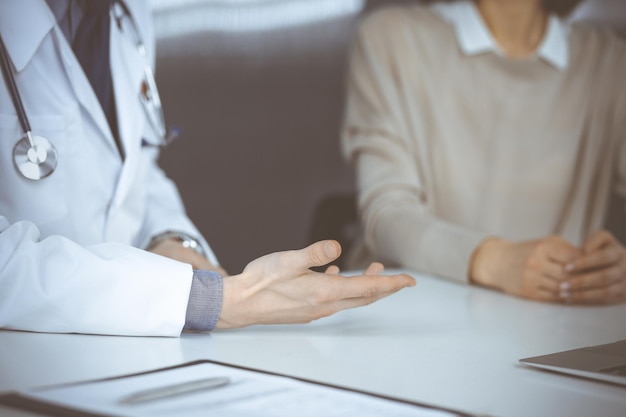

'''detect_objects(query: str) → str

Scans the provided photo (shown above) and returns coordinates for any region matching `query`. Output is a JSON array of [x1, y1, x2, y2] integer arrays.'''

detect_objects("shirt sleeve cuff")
[[183, 270, 223, 332]]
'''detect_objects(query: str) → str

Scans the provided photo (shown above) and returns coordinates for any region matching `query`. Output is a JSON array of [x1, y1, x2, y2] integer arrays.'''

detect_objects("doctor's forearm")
[[183, 271, 223, 332]]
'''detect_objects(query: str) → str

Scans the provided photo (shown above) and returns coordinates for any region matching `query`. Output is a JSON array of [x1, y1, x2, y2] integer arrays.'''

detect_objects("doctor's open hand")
[[215, 240, 416, 329], [559, 230, 626, 305]]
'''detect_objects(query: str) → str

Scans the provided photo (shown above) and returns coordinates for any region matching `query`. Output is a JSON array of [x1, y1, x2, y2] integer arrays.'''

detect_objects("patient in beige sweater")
[[342, 0, 626, 304]]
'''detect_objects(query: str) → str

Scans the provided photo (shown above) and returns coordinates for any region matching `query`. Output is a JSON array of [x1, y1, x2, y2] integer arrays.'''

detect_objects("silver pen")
[[118, 376, 231, 405]]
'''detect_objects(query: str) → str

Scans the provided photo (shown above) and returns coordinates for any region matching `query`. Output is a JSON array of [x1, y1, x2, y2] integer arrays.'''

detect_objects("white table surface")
[[1, 271, 625, 417]]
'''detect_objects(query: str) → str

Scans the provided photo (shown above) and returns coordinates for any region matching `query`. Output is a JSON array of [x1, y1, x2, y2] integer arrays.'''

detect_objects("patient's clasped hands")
[[471, 230, 626, 304]]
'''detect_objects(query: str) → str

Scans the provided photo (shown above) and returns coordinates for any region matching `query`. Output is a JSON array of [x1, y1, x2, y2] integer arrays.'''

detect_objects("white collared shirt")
[[430, 0, 570, 70]]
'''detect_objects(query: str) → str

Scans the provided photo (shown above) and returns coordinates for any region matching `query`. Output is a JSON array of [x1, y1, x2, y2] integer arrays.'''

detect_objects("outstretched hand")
[[216, 240, 415, 329]]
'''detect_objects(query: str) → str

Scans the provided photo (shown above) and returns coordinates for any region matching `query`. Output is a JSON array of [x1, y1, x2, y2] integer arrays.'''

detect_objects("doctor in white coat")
[[0, 0, 415, 337]]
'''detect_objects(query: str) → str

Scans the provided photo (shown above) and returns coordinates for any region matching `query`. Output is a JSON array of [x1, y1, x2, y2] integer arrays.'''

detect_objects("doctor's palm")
[[216, 240, 415, 328]]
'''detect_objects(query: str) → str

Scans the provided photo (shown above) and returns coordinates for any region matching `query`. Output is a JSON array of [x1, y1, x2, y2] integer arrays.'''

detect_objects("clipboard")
[[0, 360, 475, 417]]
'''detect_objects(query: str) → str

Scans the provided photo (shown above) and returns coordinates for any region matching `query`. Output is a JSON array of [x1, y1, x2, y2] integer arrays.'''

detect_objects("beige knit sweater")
[[341, 5, 626, 283]]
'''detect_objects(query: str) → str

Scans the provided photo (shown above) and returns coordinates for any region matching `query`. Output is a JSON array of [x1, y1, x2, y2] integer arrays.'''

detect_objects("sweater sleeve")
[[341, 9, 487, 283], [608, 33, 626, 207], [615, 92, 626, 205]]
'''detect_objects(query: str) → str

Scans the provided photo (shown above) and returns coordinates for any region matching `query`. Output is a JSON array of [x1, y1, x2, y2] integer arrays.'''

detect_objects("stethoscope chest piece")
[[13, 134, 58, 180], [1, 34, 59, 181]]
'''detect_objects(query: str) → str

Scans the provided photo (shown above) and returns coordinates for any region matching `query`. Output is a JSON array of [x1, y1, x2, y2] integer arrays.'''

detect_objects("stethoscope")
[[0, 0, 176, 181]]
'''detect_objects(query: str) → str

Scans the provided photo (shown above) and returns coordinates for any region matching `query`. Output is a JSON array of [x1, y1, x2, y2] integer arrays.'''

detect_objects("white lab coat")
[[0, 1, 218, 336]]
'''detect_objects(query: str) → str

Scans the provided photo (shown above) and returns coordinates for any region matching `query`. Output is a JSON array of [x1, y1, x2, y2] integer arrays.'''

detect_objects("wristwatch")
[[148, 231, 206, 257]]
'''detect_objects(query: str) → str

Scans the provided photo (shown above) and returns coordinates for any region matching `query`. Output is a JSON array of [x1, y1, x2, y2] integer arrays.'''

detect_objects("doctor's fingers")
[[190, 253, 228, 276], [171, 247, 227, 275], [149, 239, 207, 270], [322, 272, 416, 301], [325, 265, 341, 275], [324, 262, 383, 276], [321, 288, 410, 316], [278, 240, 342, 272], [364, 262, 385, 275]]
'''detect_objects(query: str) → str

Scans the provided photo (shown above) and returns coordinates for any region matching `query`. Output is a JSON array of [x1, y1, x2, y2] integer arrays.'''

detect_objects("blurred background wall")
[[153, 0, 626, 273]]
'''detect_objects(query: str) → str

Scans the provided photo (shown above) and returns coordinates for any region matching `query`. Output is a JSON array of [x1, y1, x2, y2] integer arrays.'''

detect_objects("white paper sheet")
[[19, 362, 459, 417]]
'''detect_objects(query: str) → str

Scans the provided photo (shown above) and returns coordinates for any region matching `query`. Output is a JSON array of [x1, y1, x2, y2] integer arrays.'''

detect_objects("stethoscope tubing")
[[114, 0, 143, 49], [0, 36, 33, 143], [114, 0, 170, 143]]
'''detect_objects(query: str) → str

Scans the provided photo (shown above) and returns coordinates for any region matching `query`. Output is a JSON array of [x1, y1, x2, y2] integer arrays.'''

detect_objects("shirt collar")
[[431, 1, 569, 70], [0, 0, 56, 72], [539, 15, 569, 70]]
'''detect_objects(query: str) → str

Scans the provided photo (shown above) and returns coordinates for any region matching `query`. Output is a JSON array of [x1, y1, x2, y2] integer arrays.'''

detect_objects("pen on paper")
[[118, 376, 231, 405]]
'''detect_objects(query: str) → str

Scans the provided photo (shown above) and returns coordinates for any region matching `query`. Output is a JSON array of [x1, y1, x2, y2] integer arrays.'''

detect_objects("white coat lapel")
[[55, 27, 119, 158], [109, 7, 147, 205], [110, 12, 145, 162], [0, 0, 55, 72], [51, 22, 121, 158]]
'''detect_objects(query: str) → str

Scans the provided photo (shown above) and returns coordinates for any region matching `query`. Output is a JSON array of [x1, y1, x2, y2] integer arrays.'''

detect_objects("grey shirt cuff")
[[183, 270, 223, 332]]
